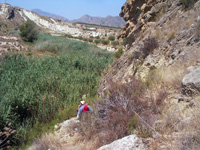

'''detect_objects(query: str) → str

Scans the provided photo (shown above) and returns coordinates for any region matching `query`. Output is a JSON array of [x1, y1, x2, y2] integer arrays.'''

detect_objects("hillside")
[[0, 3, 80, 35], [97, 0, 200, 149], [71, 15, 126, 27], [32, 9, 68, 22], [0, 3, 123, 54]]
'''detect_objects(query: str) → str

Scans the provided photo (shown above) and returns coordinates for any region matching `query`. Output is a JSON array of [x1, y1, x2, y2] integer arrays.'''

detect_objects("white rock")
[[97, 135, 146, 150]]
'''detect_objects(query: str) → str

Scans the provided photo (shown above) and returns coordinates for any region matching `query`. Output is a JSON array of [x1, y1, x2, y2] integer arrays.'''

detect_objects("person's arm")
[[77, 105, 84, 115], [77, 104, 82, 111], [88, 106, 93, 112]]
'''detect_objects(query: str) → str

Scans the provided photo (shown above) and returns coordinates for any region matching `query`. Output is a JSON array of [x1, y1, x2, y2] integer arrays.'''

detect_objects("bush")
[[94, 39, 101, 44], [114, 48, 124, 59], [19, 20, 39, 43], [140, 37, 158, 58], [122, 38, 128, 46], [83, 38, 89, 42], [179, 0, 196, 9], [89, 39, 93, 42], [78, 76, 168, 147], [108, 35, 115, 41], [65, 34, 73, 38], [79, 77, 145, 145], [111, 41, 119, 46], [101, 39, 109, 45]]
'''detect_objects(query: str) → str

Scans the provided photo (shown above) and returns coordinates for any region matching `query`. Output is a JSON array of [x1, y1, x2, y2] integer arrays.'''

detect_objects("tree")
[[19, 20, 39, 42]]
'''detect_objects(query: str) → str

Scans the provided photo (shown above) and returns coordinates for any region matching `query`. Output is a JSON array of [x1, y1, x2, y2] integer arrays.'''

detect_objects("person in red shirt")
[[77, 101, 93, 119]]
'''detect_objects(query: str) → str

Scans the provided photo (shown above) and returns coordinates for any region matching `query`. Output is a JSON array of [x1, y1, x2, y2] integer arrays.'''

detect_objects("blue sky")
[[5, 0, 126, 20]]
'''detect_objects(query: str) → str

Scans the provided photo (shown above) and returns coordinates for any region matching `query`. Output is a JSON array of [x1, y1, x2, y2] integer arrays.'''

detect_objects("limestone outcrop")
[[119, 0, 167, 42], [99, 0, 200, 93], [0, 33, 27, 56], [182, 67, 200, 96], [97, 135, 148, 150]]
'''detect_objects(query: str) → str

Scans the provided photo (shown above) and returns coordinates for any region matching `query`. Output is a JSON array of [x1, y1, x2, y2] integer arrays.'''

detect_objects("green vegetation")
[[64, 34, 73, 38], [89, 39, 93, 42], [101, 39, 109, 45], [111, 41, 119, 46], [0, 33, 113, 148], [19, 20, 39, 43], [108, 35, 115, 41], [94, 39, 101, 44], [114, 48, 124, 59]]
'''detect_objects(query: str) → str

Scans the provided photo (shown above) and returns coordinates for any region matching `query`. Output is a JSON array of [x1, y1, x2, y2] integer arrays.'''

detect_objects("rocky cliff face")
[[99, 0, 200, 92], [98, 0, 200, 149]]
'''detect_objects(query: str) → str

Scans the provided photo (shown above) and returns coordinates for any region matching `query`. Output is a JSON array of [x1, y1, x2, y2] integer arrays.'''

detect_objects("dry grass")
[[62, 135, 100, 150], [28, 133, 62, 150], [144, 65, 186, 93]]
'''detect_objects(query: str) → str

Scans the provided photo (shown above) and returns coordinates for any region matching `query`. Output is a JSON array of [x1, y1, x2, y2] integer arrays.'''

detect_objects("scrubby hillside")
[[96, 0, 200, 149]]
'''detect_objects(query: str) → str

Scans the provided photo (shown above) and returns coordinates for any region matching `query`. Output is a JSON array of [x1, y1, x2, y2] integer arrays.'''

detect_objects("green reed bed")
[[0, 33, 113, 148]]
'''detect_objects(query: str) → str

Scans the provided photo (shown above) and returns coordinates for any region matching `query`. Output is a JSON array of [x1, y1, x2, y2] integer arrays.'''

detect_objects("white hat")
[[80, 101, 85, 104]]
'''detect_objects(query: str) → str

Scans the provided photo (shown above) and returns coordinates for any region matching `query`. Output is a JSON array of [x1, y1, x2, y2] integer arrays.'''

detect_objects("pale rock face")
[[97, 135, 147, 150], [182, 67, 200, 96], [22, 10, 80, 35]]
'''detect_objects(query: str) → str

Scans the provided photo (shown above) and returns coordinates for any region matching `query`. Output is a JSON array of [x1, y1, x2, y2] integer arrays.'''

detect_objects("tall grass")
[[33, 33, 110, 57], [0, 33, 113, 148]]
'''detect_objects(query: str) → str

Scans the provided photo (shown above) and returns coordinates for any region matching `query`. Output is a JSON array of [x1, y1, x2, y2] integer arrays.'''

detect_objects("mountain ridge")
[[32, 9, 68, 22], [70, 14, 125, 27], [31, 9, 125, 27]]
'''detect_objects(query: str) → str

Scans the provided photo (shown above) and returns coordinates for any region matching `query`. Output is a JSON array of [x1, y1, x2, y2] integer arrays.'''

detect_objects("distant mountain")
[[32, 9, 68, 21], [71, 15, 126, 27]]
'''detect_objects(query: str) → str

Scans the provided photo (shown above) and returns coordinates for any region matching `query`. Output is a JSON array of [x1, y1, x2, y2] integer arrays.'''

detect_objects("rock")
[[97, 135, 147, 150], [182, 67, 200, 96]]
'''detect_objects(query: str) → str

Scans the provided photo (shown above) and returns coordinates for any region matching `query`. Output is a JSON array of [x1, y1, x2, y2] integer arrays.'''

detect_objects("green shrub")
[[108, 35, 115, 41], [83, 38, 89, 42], [114, 48, 124, 59], [94, 39, 101, 44], [101, 39, 109, 45], [111, 41, 119, 46], [128, 114, 139, 133], [19, 20, 39, 43], [89, 39, 93, 42], [65, 34, 73, 38]]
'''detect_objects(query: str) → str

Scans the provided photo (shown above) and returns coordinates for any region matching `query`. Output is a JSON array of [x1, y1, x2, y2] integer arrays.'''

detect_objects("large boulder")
[[97, 135, 147, 150], [182, 67, 200, 96]]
